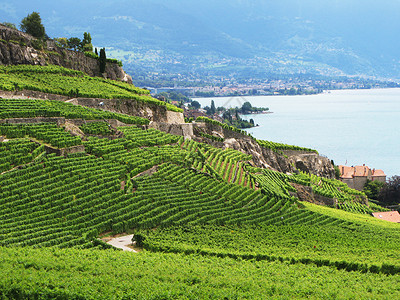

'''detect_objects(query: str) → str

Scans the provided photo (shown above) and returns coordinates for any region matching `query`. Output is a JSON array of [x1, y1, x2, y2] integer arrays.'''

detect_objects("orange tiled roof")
[[372, 169, 386, 177], [339, 165, 353, 177], [338, 165, 385, 178], [353, 165, 371, 177], [341, 173, 353, 179], [372, 211, 400, 223]]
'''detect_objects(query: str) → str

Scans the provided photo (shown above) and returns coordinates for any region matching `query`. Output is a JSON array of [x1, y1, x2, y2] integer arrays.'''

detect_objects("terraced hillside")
[[0, 79, 399, 297], [0, 65, 182, 112]]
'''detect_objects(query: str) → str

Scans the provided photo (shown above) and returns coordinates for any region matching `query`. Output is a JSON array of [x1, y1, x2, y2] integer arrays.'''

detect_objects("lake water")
[[194, 89, 400, 177]]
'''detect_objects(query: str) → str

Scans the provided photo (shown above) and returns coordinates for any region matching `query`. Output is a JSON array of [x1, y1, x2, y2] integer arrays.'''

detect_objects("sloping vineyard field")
[[0, 98, 149, 125], [1, 247, 399, 299], [138, 222, 400, 274], [0, 65, 182, 112], [0, 96, 399, 299]]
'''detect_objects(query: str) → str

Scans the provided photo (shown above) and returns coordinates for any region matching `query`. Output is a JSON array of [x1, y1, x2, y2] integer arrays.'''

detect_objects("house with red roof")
[[372, 211, 400, 223], [338, 164, 386, 191]]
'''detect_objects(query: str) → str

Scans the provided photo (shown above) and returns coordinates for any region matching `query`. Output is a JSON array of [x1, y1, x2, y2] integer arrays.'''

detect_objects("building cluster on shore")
[[147, 76, 394, 98]]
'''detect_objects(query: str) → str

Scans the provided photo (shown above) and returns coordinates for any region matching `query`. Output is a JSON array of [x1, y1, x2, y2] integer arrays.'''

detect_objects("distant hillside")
[[2, 0, 400, 79]]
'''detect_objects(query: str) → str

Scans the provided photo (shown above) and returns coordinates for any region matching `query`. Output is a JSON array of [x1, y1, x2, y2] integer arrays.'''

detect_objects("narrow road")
[[106, 234, 137, 252]]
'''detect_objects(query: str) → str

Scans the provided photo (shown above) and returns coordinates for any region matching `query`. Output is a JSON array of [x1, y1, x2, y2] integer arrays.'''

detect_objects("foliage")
[[210, 99, 216, 114], [54, 37, 68, 48], [198, 131, 224, 142], [0, 123, 82, 148], [79, 122, 112, 136], [20, 12, 45, 40], [156, 91, 190, 104], [256, 139, 318, 153], [0, 139, 43, 173], [99, 48, 106, 73], [106, 58, 123, 67], [190, 100, 201, 109], [67, 37, 81, 51], [196, 116, 252, 136], [240, 101, 269, 114], [1, 22, 17, 30], [203, 101, 267, 128], [334, 165, 341, 179], [378, 175, 400, 205], [363, 179, 385, 200], [82, 32, 93, 52], [31, 38, 44, 50], [84, 51, 98, 59]]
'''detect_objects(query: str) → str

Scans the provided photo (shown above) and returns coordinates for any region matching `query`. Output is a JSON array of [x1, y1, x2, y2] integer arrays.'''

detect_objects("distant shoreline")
[[191, 86, 400, 99]]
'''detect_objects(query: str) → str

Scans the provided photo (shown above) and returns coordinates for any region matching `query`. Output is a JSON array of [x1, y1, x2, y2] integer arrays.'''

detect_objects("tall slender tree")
[[82, 32, 93, 52], [99, 48, 107, 73], [210, 100, 216, 115]]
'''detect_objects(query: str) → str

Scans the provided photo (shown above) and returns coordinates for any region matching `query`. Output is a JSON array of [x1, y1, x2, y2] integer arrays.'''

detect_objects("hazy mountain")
[[1, 0, 400, 79]]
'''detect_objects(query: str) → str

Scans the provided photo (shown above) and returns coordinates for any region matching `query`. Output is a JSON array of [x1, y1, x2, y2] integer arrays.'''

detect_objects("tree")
[[378, 176, 400, 205], [20, 12, 45, 39], [235, 111, 240, 121], [99, 48, 107, 73], [67, 37, 81, 51], [2, 22, 17, 30], [54, 37, 68, 48], [190, 100, 201, 109], [241, 101, 252, 114], [95, 48, 98, 56], [82, 32, 93, 52], [334, 165, 341, 180], [363, 180, 385, 200], [210, 100, 216, 115]]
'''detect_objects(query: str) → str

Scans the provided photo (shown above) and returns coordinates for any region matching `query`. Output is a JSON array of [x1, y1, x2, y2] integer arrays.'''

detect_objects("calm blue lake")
[[194, 89, 400, 177]]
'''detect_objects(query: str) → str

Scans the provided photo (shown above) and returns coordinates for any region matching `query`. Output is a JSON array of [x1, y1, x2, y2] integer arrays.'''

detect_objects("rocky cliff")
[[192, 121, 335, 179], [0, 25, 131, 83]]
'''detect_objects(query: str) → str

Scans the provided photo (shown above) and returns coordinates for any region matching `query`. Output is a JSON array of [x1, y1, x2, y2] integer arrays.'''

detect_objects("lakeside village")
[[145, 73, 400, 98]]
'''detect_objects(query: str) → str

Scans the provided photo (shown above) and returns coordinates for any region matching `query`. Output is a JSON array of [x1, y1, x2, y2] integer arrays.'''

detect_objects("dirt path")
[[106, 234, 137, 252]]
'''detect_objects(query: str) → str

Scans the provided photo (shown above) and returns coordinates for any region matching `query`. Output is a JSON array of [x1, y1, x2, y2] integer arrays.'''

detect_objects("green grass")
[[0, 247, 399, 299]]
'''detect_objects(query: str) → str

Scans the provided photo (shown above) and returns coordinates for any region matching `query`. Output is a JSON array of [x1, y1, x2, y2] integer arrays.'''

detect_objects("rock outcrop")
[[192, 121, 335, 179], [69, 98, 184, 124], [288, 153, 335, 179], [0, 25, 131, 83]]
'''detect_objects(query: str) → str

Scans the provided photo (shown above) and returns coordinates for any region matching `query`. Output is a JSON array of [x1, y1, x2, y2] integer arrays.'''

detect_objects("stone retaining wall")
[[150, 122, 193, 138], [1, 117, 66, 125], [44, 144, 85, 156]]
